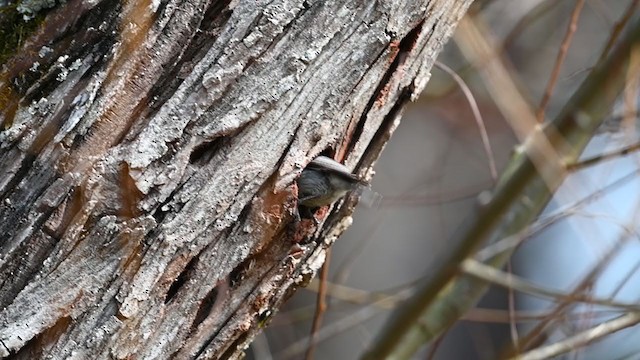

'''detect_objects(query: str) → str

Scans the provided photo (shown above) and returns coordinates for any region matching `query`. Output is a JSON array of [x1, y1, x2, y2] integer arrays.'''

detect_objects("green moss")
[[0, 3, 46, 129], [17, 0, 58, 19], [0, 3, 47, 67]]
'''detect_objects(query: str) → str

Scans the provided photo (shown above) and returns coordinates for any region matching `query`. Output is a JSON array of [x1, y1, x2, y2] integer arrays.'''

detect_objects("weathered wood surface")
[[0, 0, 473, 358]]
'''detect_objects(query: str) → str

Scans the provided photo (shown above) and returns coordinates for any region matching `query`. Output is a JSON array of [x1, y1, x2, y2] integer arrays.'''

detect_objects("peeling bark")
[[0, 0, 473, 358]]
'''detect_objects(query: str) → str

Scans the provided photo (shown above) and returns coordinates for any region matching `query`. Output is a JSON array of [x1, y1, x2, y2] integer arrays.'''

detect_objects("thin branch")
[[476, 169, 640, 262], [567, 141, 640, 171], [597, 0, 640, 64], [281, 306, 384, 360], [536, 0, 586, 123], [380, 181, 490, 207], [622, 45, 640, 140], [463, 307, 627, 324], [305, 278, 413, 309], [501, 0, 562, 52], [514, 312, 640, 360], [434, 61, 498, 181], [507, 261, 519, 352], [426, 332, 447, 360], [460, 259, 640, 311], [587, 0, 615, 24], [609, 259, 640, 299], [332, 212, 385, 285], [305, 250, 331, 360], [280, 288, 413, 360], [250, 333, 274, 360], [305, 279, 631, 327], [361, 15, 640, 360], [509, 206, 640, 355]]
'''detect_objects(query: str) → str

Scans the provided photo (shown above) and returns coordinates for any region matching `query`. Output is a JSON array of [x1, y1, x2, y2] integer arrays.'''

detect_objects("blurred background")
[[254, 1, 640, 359]]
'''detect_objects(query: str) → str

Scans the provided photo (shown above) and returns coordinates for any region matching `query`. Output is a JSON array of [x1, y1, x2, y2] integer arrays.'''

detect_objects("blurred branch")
[[305, 252, 331, 360], [250, 333, 274, 360], [362, 14, 640, 360], [568, 141, 640, 170], [597, 0, 640, 63], [279, 287, 414, 360], [515, 312, 640, 360], [464, 307, 627, 324], [507, 261, 519, 351], [508, 182, 640, 354], [425, 333, 447, 360], [623, 45, 640, 139], [434, 61, 498, 181], [306, 279, 411, 309], [501, 0, 562, 51], [461, 259, 640, 311], [380, 181, 490, 207], [280, 305, 385, 360], [536, 0, 586, 123], [476, 169, 640, 261]]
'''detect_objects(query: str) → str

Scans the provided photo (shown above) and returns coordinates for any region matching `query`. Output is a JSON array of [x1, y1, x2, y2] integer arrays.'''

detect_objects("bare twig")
[[305, 250, 332, 360], [514, 312, 640, 360], [502, 0, 562, 52], [536, 0, 586, 123], [510, 207, 639, 355], [362, 14, 640, 360], [250, 333, 274, 360], [281, 306, 384, 359], [305, 278, 412, 309], [332, 212, 385, 285], [609, 259, 640, 300], [597, 0, 640, 64], [463, 307, 626, 324], [476, 169, 640, 261], [587, 0, 615, 24], [622, 45, 640, 140], [507, 261, 519, 352], [567, 141, 640, 170], [292, 276, 631, 328], [380, 181, 490, 207], [280, 288, 413, 360], [460, 259, 640, 311], [426, 333, 447, 360], [457, 17, 566, 192], [435, 61, 498, 181]]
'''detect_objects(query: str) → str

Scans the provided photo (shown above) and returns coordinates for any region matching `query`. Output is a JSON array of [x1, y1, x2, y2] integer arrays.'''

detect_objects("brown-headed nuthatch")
[[296, 156, 367, 215]]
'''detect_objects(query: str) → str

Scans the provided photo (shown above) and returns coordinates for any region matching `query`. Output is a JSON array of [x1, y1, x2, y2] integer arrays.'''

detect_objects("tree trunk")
[[0, 0, 473, 358]]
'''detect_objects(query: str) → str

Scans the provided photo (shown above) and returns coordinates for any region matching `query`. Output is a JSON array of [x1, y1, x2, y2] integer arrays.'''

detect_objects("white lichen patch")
[[17, 0, 62, 20], [69, 58, 83, 71], [28, 97, 52, 116], [149, 0, 161, 12], [38, 46, 53, 58], [55, 55, 70, 81], [55, 79, 100, 143]]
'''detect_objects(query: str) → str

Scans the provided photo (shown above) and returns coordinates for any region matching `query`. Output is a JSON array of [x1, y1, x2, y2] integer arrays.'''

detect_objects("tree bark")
[[0, 0, 473, 358]]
